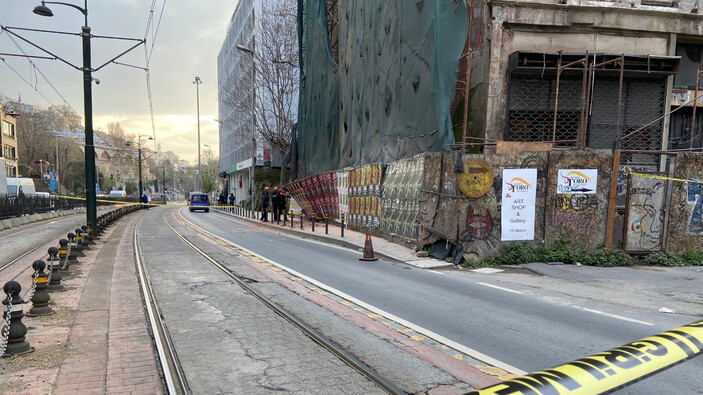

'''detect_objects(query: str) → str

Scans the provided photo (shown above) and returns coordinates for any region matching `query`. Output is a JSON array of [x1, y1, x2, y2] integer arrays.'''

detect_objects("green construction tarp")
[[297, 0, 468, 177]]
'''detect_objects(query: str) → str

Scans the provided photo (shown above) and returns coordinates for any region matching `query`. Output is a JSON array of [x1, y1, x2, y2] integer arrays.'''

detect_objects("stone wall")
[[666, 153, 703, 253]]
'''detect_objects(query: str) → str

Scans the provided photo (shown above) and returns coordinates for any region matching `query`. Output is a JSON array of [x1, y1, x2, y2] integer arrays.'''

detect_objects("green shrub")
[[644, 251, 683, 267], [681, 249, 703, 266], [579, 248, 634, 267]]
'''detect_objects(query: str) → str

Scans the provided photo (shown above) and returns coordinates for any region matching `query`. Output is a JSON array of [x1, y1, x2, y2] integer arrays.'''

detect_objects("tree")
[[218, 0, 298, 183]]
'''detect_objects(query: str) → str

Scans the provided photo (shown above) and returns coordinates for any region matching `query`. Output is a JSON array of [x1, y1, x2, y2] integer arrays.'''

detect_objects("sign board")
[[49, 171, 58, 190], [501, 169, 537, 241], [557, 169, 598, 194]]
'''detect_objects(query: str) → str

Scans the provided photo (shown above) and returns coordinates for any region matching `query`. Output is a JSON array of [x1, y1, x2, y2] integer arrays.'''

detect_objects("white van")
[[6, 178, 37, 195], [109, 190, 127, 198]]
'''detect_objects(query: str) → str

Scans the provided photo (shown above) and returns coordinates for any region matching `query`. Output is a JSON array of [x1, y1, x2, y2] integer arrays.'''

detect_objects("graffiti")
[[688, 194, 703, 235], [492, 175, 503, 204], [554, 194, 600, 213], [687, 179, 701, 204], [460, 206, 494, 241], [628, 203, 664, 250], [550, 210, 597, 236], [521, 156, 548, 179]]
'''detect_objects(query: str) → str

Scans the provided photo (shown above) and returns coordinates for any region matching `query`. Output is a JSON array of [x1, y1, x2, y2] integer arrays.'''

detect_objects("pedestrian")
[[261, 187, 270, 221], [271, 186, 280, 223], [142, 194, 149, 210], [278, 188, 287, 224], [229, 192, 235, 213]]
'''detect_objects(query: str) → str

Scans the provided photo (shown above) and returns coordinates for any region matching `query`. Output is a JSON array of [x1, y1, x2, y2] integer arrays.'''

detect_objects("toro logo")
[[505, 177, 532, 193], [559, 170, 594, 193]]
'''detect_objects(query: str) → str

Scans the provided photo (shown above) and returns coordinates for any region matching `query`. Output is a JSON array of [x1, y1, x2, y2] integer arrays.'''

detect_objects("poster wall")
[[501, 169, 537, 241], [285, 171, 338, 219], [348, 164, 382, 228], [380, 157, 424, 240]]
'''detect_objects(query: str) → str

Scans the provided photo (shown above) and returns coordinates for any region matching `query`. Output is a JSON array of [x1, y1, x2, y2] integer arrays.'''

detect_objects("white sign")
[[501, 169, 537, 241], [557, 169, 598, 194]]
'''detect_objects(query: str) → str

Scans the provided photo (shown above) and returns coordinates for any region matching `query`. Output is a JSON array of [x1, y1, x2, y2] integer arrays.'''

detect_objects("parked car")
[[189, 192, 209, 212], [109, 190, 127, 198]]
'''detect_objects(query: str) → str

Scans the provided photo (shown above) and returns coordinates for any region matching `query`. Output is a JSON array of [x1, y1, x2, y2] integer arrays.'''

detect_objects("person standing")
[[142, 194, 149, 210], [271, 186, 280, 223], [261, 187, 270, 221], [278, 188, 287, 224], [229, 192, 235, 213]]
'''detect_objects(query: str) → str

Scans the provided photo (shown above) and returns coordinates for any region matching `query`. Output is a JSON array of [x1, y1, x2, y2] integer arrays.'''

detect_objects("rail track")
[[133, 211, 404, 395]]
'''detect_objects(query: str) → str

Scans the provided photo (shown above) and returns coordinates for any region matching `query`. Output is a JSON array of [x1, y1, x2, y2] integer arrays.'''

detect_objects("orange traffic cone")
[[359, 234, 378, 261]]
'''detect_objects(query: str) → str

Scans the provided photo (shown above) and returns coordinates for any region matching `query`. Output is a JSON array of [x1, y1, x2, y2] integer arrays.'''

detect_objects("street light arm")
[[42, 1, 86, 15]]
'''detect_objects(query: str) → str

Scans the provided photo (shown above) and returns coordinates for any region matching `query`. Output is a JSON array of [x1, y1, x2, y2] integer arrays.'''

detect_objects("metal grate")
[[507, 76, 583, 147]]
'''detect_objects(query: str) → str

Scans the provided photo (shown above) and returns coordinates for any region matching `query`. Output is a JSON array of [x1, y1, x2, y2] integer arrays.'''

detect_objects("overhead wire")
[[142, 0, 168, 152], [0, 24, 80, 115]]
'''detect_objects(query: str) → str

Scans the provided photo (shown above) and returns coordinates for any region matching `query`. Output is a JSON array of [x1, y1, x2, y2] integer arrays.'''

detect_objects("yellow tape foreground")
[[627, 172, 703, 185], [469, 321, 703, 395]]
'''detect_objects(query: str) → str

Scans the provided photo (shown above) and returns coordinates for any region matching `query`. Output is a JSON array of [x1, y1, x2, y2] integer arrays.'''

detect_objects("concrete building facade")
[[464, 0, 703, 165], [1, 105, 19, 179]]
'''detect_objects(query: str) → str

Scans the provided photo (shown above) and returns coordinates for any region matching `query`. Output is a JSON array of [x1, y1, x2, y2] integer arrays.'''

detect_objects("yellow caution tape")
[[627, 172, 703, 185], [469, 320, 703, 395]]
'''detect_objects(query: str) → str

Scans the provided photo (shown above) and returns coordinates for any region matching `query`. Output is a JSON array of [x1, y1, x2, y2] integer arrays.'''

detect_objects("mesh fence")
[[507, 76, 583, 147]]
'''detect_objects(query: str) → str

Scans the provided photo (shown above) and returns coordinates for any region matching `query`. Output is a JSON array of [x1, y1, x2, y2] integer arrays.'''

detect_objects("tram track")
[[0, 215, 89, 277], [136, 210, 404, 395]]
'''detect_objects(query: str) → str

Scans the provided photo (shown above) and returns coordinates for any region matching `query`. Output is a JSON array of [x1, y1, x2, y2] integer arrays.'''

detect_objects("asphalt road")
[[182, 208, 703, 394]]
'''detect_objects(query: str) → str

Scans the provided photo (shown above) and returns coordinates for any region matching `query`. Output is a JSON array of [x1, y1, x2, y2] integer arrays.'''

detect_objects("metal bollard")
[[283, 212, 287, 226], [341, 213, 345, 237], [300, 213, 304, 229], [325, 214, 329, 234], [312, 214, 316, 232], [1, 281, 34, 357], [67, 233, 79, 264], [27, 260, 53, 317], [290, 211, 294, 228], [73, 229, 85, 257]]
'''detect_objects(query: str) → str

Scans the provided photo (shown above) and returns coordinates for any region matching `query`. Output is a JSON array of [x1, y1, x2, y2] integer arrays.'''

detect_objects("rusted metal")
[[615, 55, 625, 150], [605, 150, 621, 250], [552, 52, 563, 142], [578, 52, 589, 148], [461, 0, 473, 153], [691, 63, 699, 150]]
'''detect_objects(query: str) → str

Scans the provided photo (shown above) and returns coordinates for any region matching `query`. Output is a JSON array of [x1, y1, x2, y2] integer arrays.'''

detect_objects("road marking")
[[575, 306, 655, 326], [427, 270, 445, 275], [178, 209, 528, 376], [477, 282, 524, 295]]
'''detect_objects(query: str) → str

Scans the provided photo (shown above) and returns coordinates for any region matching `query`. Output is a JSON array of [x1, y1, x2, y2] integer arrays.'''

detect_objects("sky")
[[0, 0, 238, 164]]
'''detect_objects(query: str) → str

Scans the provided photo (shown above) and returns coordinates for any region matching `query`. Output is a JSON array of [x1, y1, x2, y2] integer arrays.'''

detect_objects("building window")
[[3, 145, 16, 160], [2, 121, 15, 138], [5, 165, 16, 177]]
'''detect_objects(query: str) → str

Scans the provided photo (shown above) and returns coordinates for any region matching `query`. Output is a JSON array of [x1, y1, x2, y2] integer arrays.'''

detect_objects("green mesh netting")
[[297, 0, 468, 177]]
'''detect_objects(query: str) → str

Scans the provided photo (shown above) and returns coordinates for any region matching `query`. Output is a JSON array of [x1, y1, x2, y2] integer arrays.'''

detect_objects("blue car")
[[189, 192, 210, 212]]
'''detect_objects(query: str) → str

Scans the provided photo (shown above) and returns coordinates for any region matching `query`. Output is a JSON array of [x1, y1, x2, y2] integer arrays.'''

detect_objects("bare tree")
[[218, 0, 298, 181]]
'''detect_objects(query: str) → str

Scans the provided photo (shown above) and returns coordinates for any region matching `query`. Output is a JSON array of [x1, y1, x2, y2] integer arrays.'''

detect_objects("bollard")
[[283, 212, 287, 226], [56, 239, 73, 276], [67, 233, 79, 264], [341, 213, 345, 238], [311, 214, 316, 232], [73, 229, 85, 257], [82, 224, 95, 244], [27, 260, 53, 316], [290, 211, 294, 228], [325, 214, 329, 234], [1, 281, 34, 357], [300, 213, 304, 230]]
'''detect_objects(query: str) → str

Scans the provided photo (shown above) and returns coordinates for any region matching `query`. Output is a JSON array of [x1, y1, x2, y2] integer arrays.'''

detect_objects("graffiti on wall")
[[380, 158, 423, 239], [460, 206, 495, 241], [624, 175, 666, 251], [687, 179, 703, 235], [348, 164, 382, 228]]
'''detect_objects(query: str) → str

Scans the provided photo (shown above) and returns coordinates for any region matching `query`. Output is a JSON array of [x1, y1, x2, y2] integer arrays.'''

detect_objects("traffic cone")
[[359, 234, 378, 261]]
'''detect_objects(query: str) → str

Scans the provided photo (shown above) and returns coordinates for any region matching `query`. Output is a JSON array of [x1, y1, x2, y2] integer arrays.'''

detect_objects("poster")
[[501, 169, 537, 241], [557, 169, 598, 194]]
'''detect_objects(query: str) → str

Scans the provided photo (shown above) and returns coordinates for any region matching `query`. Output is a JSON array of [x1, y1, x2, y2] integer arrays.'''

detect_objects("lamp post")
[[194, 76, 202, 191], [126, 135, 152, 197], [34, 0, 97, 229], [236, 44, 255, 217]]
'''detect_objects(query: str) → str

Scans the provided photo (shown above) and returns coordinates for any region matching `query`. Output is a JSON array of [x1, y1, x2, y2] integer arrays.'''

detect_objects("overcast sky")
[[0, 0, 238, 164]]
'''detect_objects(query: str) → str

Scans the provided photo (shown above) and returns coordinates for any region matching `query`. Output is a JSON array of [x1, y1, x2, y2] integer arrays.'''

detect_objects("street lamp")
[[194, 76, 202, 191], [126, 135, 153, 197], [236, 44, 255, 217], [34, 0, 97, 230]]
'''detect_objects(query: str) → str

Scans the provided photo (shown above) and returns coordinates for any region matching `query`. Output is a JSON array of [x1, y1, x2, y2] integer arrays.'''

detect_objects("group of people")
[[261, 186, 288, 222], [218, 192, 236, 212]]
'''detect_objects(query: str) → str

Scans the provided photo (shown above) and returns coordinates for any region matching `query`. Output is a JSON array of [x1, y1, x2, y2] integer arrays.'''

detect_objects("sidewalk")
[[0, 211, 163, 394], [212, 207, 453, 269]]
